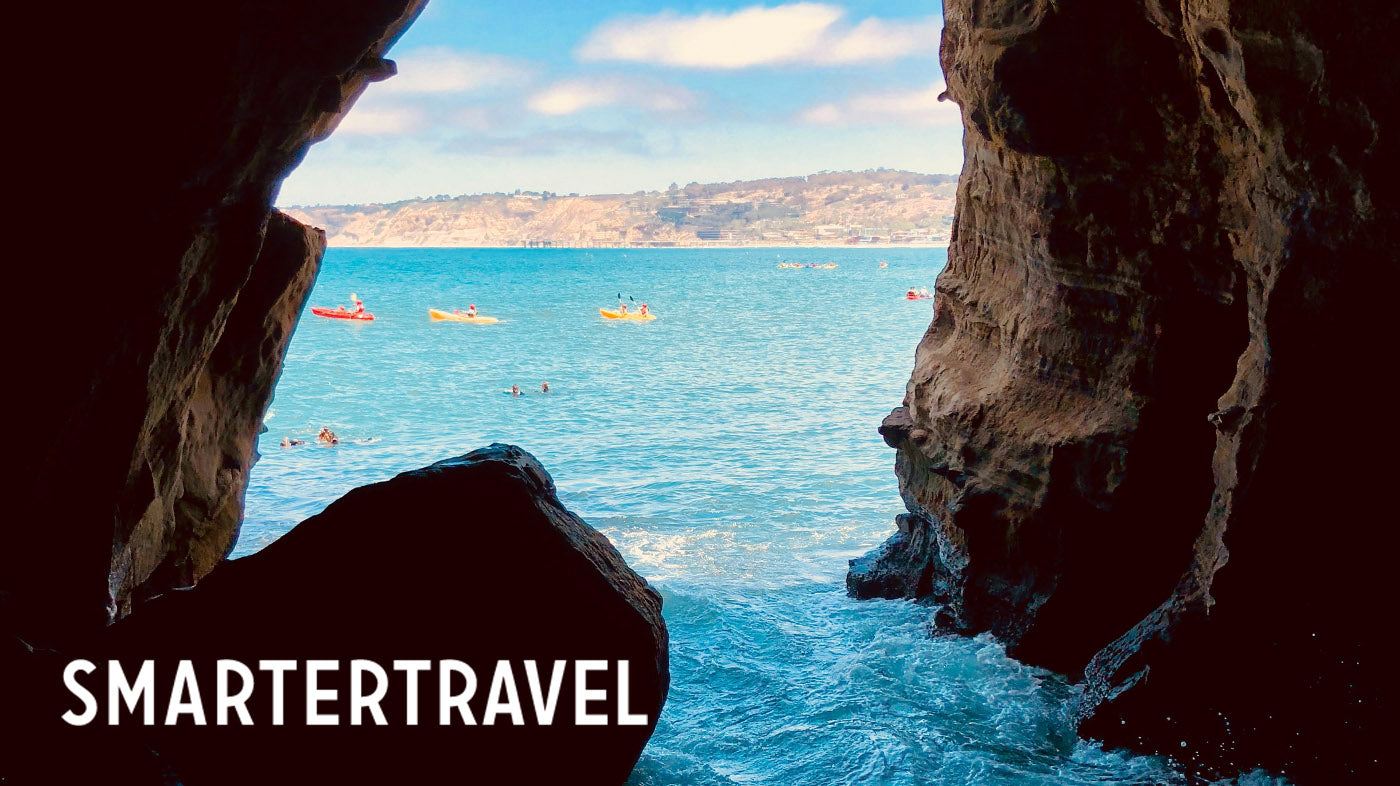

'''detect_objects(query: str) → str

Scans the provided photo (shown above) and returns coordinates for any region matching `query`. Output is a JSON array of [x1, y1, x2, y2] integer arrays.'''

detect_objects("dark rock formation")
[[6, 0, 427, 650], [8, 445, 669, 784], [852, 0, 1396, 781], [5, 6, 672, 783]]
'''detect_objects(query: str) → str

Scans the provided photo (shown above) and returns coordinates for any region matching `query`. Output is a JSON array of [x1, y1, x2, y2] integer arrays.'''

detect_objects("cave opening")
[[7, 0, 1390, 784], [220, 2, 1223, 785], [231, 9, 985, 785]]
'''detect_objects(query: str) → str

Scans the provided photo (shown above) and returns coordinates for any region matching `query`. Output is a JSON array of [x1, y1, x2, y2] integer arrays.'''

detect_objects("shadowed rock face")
[[852, 0, 1395, 781], [7, 445, 670, 785], [5, 5, 673, 783], [115, 210, 325, 616], [5, 0, 428, 650]]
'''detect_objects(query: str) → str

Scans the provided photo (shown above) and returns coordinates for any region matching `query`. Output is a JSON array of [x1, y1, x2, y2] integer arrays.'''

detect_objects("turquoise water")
[[240, 248, 1188, 785]]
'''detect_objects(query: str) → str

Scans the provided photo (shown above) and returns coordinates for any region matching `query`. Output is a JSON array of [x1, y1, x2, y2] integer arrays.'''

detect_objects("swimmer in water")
[[317, 427, 339, 445], [510, 384, 522, 397], [280, 436, 306, 447], [541, 381, 550, 393]]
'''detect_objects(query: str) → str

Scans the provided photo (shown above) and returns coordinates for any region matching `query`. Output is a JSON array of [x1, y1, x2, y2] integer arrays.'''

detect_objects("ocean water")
[[240, 248, 1194, 785]]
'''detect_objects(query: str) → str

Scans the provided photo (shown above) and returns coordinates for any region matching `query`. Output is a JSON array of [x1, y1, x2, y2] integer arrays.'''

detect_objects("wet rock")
[[855, 0, 1396, 780]]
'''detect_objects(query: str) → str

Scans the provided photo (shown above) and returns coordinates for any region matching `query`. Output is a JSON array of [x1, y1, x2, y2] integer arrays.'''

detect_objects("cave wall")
[[4, 10, 672, 781], [4, 0, 428, 651], [852, 0, 1396, 781]]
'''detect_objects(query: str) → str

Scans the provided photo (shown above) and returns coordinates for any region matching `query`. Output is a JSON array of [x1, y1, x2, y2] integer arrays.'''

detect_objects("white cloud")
[[822, 17, 942, 64], [330, 48, 538, 137], [335, 105, 426, 136], [380, 47, 533, 94], [526, 78, 697, 117], [797, 81, 961, 127], [443, 127, 667, 158], [577, 3, 939, 69]]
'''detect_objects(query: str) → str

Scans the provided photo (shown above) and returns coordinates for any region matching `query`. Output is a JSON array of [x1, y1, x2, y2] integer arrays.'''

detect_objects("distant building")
[[696, 229, 737, 241]]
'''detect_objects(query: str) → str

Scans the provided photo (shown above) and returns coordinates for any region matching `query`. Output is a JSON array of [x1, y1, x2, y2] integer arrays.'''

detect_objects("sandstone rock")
[[113, 210, 324, 617], [9, 445, 668, 785], [853, 0, 1395, 781]]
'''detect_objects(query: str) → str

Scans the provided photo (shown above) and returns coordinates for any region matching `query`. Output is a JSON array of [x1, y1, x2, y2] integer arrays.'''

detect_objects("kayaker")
[[541, 381, 550, 393], [467, 304, 477, 318], [619, 303, 629, 315], [919, 287, 930, 297], [639, 303, 649, 316], [317, 427, 339, 445], [349, 293, 363, 315], [907, 288, 917, 298]]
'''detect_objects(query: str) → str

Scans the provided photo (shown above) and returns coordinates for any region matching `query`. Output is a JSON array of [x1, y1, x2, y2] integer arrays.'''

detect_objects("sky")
[[277, 1, 962, 206]]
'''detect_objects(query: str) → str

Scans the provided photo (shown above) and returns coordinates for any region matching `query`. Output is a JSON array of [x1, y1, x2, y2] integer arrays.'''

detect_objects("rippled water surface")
[[241, 247, 1193, 784]]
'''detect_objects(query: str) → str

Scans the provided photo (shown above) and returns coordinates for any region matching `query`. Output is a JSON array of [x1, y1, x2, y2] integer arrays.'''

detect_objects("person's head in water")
[[511, 384, 521, 396], [541, 381, 550, 393]]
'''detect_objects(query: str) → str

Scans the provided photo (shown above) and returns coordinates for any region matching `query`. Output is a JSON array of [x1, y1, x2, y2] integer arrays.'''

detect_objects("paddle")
[[611, 293, 650, 317]]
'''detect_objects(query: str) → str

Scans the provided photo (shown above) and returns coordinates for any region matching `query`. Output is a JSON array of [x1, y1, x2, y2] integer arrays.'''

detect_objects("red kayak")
[[905, 294, 932, 301], [311, 306, 375, 321]]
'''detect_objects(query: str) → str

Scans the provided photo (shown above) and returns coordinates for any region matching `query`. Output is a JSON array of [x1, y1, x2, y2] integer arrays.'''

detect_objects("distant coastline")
[[283, 169, 957, 250], [315, 242, 952, 250]]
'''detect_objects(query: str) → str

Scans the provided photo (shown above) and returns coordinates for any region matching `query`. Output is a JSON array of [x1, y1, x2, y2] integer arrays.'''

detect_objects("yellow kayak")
[[600, 308, 656, 321], [429, 308, 500, 324]]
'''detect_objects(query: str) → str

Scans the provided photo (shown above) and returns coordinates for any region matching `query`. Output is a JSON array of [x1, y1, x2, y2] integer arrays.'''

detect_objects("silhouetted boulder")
[[9, 445, 667, 785]]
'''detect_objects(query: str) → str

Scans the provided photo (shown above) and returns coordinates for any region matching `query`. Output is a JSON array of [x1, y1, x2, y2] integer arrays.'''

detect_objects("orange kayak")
[[600, 308, 656, 321]]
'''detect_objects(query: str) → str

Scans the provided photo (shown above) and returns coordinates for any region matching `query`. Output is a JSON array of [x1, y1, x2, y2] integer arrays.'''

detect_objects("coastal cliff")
[[283, 171, 955, 247], [851, 0, 1395, 781]]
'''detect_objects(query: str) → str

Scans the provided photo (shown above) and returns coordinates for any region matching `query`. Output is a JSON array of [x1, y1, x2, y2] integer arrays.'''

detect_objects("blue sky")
[[278, 1, 962, 205]]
